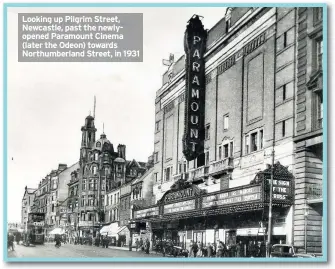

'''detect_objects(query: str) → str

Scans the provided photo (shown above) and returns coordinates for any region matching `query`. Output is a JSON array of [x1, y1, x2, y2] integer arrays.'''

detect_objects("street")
[[7, 243, 161, 258]]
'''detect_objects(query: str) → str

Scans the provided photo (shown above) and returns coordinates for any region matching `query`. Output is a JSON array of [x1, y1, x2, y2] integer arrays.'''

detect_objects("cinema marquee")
[[183, 15, 207, 161]]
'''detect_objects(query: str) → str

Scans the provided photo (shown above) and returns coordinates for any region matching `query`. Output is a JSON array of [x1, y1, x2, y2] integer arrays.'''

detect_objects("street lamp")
[[265, 149, 275, 258], [304, 202, 309, 254]]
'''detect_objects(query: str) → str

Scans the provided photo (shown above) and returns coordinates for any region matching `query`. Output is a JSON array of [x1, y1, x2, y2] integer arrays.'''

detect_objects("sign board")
[[134, 207, 159, 219], [182, 15, 207, 161], [164, 199, 195, 214], [78, 221, 93, 227], [164, 188, 194, 203], [202, 186, 262, 208], [28, 213, 45, 224]]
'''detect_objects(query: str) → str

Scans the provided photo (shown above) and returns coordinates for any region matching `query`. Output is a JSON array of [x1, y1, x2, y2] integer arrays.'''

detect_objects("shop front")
[[132, 163, 293, 256]]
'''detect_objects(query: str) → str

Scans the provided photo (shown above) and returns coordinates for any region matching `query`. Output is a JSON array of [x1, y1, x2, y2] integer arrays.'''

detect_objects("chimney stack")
[[117, 144, 126, 160]]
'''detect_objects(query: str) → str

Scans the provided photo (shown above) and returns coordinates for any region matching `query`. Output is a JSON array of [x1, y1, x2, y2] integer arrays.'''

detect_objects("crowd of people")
[[188, 240, 266, 258]]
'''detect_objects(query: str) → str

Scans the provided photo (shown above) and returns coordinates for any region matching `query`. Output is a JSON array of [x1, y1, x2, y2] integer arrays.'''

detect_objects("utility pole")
[[266, 149, 275, 257]]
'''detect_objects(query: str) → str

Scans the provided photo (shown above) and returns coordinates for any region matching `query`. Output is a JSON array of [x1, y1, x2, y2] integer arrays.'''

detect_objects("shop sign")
[[78, 221, 93, 227], [164, 199, 195, 214], [164, 188, 194, 203], [182, 15, 207, 161], [202, 186, 262, 208], [134, 207, 159, 219], [33, 221, 44, 226]]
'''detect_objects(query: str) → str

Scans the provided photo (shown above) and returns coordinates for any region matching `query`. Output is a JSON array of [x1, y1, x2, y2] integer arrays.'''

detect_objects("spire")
[[103, 123, 105, 134]]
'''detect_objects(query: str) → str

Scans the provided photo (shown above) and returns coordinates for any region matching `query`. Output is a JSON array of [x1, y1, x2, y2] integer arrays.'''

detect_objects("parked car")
[[270, 244, 316, 258]]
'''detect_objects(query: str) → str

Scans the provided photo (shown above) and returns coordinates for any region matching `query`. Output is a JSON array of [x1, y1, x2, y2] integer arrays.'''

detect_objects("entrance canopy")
[[49, 228, 65, 235], [100, 222, 119, 236]]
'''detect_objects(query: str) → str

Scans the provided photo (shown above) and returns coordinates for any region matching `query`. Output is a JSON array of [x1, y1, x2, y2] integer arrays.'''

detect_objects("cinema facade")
[[132, 7, 303, 253]]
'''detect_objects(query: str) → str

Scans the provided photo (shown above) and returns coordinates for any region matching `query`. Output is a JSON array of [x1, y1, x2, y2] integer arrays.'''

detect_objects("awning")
[[49, 228, 65, 235], [100, 222, 119, 236], [117, 226, 128, 234]]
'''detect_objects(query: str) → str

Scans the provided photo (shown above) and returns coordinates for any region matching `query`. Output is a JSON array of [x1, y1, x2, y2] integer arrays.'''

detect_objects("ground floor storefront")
[[132, 207, 291, 257]]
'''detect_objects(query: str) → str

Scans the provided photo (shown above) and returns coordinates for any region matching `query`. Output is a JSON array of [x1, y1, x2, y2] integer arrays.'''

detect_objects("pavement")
[[6, 242, 162, 259]]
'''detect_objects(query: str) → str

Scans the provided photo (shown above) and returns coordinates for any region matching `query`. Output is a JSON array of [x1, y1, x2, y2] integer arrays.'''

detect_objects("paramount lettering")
[[182, 15, 207, 161]]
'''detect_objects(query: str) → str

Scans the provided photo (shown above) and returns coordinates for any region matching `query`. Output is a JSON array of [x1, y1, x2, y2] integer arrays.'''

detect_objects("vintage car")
[[270, 244, 317, 258]]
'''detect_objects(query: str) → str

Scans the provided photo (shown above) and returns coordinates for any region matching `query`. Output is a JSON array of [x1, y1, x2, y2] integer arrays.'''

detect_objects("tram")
[[26, 212, 45, 245]]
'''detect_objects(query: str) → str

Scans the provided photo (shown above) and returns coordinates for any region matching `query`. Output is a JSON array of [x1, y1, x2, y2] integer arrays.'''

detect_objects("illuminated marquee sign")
[[202, 186, 262, 208], [271, 179, 291, 201], [164, 199, 195, 214], [134, 207, 159, 219], [182, 15, 208, 161], [164, 188, 194, 203]]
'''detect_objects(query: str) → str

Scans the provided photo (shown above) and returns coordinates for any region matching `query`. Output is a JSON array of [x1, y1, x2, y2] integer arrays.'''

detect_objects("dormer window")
[[96, 142, 101, 148]]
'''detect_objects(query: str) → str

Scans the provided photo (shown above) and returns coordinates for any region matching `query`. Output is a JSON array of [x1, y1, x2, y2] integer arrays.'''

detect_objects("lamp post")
[[266, 149, 275, 258]]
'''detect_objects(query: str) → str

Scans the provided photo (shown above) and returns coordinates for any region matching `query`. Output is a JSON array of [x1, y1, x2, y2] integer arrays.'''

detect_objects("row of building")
[[22, 7, 324, 254]]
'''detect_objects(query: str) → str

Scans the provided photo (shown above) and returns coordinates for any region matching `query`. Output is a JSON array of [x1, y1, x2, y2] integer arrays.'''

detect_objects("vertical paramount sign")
[[183, 15, 207, 161]]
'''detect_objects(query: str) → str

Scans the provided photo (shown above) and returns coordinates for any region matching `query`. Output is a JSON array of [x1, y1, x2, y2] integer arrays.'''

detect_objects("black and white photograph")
[[3, 2, 327, 263]]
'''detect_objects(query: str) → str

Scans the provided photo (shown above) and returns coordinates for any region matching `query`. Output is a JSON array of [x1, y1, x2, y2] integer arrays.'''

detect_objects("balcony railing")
[[209, 157, 234, 177], [306, 183, 322, 202], [188, 166, 209, 182]]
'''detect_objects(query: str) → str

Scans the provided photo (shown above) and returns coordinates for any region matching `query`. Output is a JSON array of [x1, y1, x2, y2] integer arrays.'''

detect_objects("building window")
[[89, 179, 94, 190], [245, 136, 250, 154], [205, 151, 209, 166], [250, 132, 258, 152], [314, 7, 323, 24], [101, 180, 105, 190], [154, 173, 158, 183], [223, 115, 229, 130], [260, 130, 264, 149], [316, 39, 323, 70], [93, 166, 97, 175], [317, 93, 323, 128], [95, 153, 99, 161], [224, 144, 229, 158], [155, 121, 160, 132], [205, 124, 210, 140], [218, 146, 222, 160], [245, 129, 263, 155], [230, 142, 234, 157], [94, 179, 98, 190], [179, 163, 182, 174], [154, 152, 159, 163], [282, 84, 287, 100], [282, 120, 286, 138], [165, 167, 171, 181]]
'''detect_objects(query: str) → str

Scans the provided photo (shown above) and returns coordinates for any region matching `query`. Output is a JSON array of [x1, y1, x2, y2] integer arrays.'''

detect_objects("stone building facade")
[[293, 7, 323, 254], [133, 7, 303, 254]]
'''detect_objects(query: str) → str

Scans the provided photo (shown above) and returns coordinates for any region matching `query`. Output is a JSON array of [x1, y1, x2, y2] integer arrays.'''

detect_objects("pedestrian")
[[236, 242, 241, 257], [8, 233, 15, 251], [207, 243, 213, 257], [192, 240, 198, 257], [216, 241, 224, 257], [188, 240, 194, 257], [135, 238, 139, 251], [15, 232, 20, 245], [139, 238, 143, 251], [145, 238, 150, 254], [197, 241, 202, 257]]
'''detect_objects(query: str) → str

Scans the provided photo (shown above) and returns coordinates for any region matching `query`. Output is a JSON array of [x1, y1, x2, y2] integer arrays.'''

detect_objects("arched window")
[[96, 142, 101, 148], [95, 153, 99, 161]]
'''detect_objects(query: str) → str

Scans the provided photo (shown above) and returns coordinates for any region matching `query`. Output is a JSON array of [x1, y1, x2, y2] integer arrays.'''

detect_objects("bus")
[[26, 212, 45, 245]]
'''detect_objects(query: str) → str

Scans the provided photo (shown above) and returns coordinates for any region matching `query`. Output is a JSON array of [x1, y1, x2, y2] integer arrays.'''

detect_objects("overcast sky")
[[6, 7, 226, 223]]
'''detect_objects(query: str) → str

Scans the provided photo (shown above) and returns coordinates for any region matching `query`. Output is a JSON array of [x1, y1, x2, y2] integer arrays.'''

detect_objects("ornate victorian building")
[[75, 115, 148, 237]]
